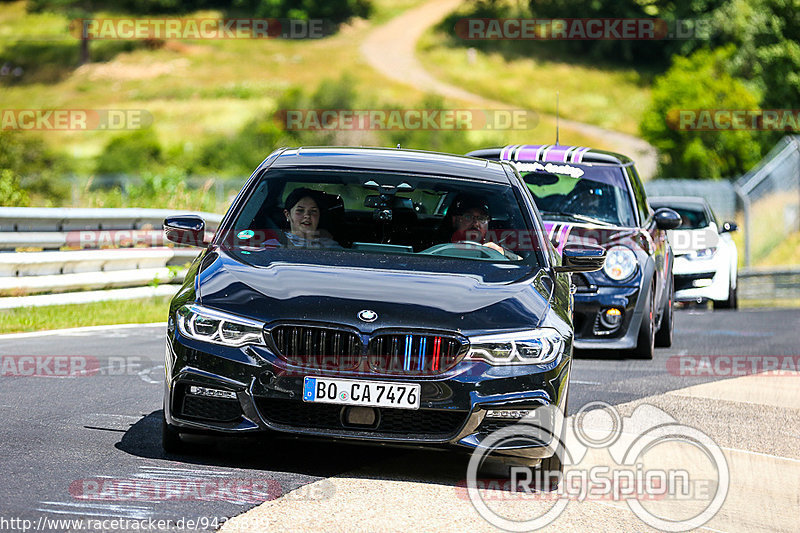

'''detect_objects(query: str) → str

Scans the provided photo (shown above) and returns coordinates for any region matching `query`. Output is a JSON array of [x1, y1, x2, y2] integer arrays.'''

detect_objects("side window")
[[625, 165, 650, 225]]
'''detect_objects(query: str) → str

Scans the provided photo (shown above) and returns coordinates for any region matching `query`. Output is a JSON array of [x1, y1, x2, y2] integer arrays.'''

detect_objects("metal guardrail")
[[0, 208, 216, 306], [0, 248, 198, 276], [0, 207, 223, 232], [0, 230, 165, 251], [0, 248, 199, 296], [0, 207, 223, 251], [0, 285, 181, 310], [739, 267, 800, 301]]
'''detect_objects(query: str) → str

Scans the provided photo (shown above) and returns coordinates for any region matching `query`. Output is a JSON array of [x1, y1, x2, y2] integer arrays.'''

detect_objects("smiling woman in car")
[[281, 187, 342, 249]]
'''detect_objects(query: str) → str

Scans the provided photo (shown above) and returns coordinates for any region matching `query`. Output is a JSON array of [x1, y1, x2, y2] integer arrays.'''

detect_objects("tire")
[[480, 448, 564, 492], [537, 448, 564, 491], [633, 284, 655, 359], [655, 277, 673, 348], [478, 403, 568, 491], [162, 413, 185, 454], [713, 275, 738, 310]]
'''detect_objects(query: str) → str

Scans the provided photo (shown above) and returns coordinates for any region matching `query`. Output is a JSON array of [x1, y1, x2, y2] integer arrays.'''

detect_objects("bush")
[[0, 130, 72, 203], [95, 128, 163, 175], [182, 73, 363, 176], [234, 0, 372, 24], [0, 169, 30, 207], [188, 117, 285, 176], [386, 94, 504, 155], [99, 74, 506, 181]]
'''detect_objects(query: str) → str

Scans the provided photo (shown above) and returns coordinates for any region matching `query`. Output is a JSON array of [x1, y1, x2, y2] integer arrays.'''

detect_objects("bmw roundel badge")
[[358, 309, 378, 322]]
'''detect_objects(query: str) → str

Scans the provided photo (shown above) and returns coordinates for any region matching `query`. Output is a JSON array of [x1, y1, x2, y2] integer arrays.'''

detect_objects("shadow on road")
[[113, 411, 549, 497], [117, 410, 405, 478], [572, 348, 631, 360]]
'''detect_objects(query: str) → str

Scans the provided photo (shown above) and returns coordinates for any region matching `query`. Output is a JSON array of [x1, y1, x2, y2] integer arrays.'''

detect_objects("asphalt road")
[[0, 308, 797, 531]]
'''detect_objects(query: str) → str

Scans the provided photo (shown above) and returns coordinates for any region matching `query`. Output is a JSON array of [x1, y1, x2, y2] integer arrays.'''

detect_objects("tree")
[[27, 0, 104, 65], [707, 0, 800, 109], [640, 46, 765, 179]]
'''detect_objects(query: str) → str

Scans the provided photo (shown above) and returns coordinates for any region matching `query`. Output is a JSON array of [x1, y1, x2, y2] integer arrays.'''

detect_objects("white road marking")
[[718, 446, 800, 464], [0, 322, 166, 340], [36, 501, 152, 520], [134, 466, 239, 480], [138, 365, 165, 384]]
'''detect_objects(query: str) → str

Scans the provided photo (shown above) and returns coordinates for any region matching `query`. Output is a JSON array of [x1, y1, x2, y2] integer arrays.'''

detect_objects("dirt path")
[[360, 0, 658, 178]]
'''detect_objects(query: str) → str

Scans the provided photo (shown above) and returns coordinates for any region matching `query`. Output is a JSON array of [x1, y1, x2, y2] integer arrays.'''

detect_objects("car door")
[[626, 165, 669, 313]]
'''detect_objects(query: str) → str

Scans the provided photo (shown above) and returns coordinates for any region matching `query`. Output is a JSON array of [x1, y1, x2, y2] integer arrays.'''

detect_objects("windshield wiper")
[[540, 211, 613, 226]]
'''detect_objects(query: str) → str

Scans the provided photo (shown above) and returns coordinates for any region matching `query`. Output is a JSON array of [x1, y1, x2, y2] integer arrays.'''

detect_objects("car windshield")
[[652, 205, 709, 229], [515, 161, 637, 227], [216, 169, 543, 267]]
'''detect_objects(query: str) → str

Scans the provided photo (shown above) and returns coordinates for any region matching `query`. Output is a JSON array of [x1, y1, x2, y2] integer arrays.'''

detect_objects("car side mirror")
[[164, 215, 206, 247], [654, 208, 682, 230], [720, 221, 738, 233], [554, 243, 606, 273]]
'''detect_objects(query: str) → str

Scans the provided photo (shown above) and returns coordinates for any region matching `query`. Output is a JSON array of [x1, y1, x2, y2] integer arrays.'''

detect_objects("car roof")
[[467, 144, 633, 166], [649, 196, 711, 209], [262, 146, 513, 184]]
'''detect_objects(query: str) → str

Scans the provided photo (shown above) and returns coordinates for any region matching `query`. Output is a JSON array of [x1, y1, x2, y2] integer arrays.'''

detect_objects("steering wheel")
[[420, 241, 508, 260]]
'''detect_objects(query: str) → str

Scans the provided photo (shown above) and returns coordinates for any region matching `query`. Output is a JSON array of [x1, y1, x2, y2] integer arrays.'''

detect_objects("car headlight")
[[176, 304, 265, 347], [466, 329, 565, 365], [603, 245, 637, 281], [686, 247, 716, 260]]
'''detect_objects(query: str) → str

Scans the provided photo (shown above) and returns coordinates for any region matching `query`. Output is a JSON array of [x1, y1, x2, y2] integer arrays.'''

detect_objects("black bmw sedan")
[[161, 146, 604, 476]]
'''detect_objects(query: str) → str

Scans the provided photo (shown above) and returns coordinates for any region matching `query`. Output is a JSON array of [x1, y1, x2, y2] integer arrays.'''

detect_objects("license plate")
[[303, 376, 420, 410]]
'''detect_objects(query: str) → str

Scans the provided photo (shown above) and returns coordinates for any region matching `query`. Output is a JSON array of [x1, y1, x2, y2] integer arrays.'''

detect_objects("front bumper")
[[164, 330, 570, 460], [673, 255, 730, 302], [572, 283, 643, 350]]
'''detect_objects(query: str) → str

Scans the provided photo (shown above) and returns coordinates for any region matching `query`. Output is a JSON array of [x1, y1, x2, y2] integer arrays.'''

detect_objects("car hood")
[[194, 249, 551, 334], [544, 221, 650, 253]]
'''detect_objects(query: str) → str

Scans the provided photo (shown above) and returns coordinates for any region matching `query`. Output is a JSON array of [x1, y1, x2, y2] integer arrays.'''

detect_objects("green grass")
[[0, 0, 431, 162], [758, 231, 800, 267], [0, 296, 171, 334], [729, 194, 800, 268], [739, 298, 800, 308], [416, 28, 651, 137], [0, 0, 619, 177], [370, 0, 428, 24]]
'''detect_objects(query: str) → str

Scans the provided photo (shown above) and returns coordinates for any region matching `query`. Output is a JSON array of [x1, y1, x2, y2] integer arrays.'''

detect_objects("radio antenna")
[[555, 91, 560, 146]]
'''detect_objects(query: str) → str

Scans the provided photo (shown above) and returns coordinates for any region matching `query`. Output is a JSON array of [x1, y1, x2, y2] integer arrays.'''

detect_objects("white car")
[[650, 197, 739, 309]]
